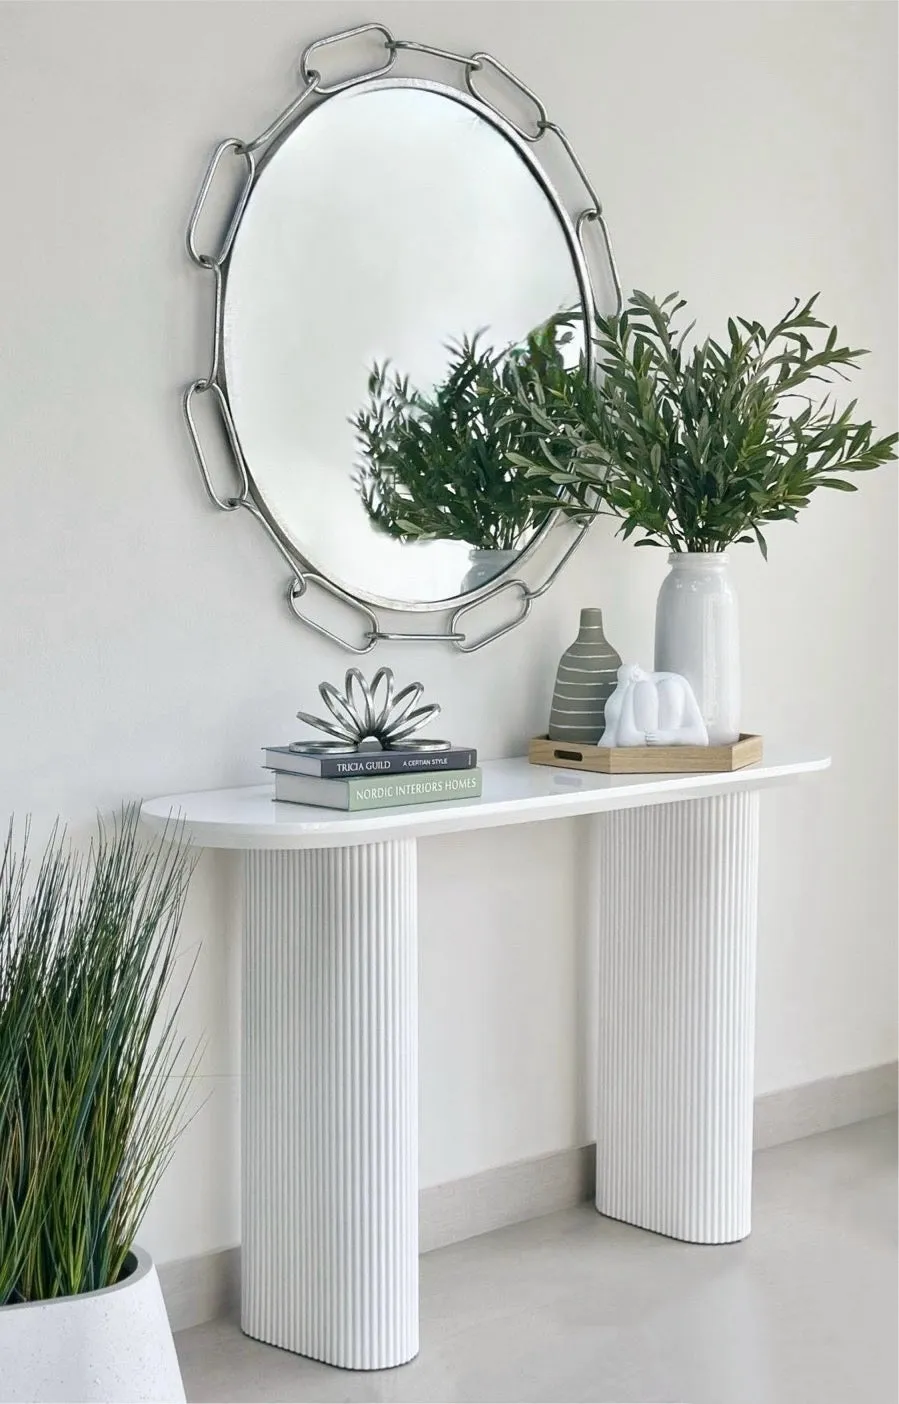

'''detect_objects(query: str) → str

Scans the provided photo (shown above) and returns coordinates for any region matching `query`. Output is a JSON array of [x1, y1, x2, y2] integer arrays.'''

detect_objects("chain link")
[[389, 38, 482, 70], [206, 260, 224, 388], [451, 578, 533, 653], [186, 139, 255, 268], [466, 54, 548, 142], [300, 23, 396, 95], [241, 79, 319, 156], [541, 121, 623, 314], [288, 575, 380, 654], [183, 380, 249, 511], [577, 209, 623, 318], [185, 25, 620, 651]]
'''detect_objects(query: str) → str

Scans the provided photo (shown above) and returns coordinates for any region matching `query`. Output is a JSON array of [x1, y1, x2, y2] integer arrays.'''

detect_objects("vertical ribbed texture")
[[594, 792, 759, 1244], [242, 841, 418, 1369]]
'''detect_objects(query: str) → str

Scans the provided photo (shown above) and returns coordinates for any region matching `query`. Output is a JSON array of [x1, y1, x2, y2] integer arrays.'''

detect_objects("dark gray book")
[[263, 745, 477, 778]]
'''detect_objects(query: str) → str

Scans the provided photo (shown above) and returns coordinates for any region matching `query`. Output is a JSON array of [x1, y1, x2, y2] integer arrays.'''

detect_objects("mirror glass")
[[223, 80, 588, 608]]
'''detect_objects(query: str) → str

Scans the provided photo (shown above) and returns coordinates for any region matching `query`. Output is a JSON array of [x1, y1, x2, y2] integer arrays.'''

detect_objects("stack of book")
[[263, 744, 482, 811]]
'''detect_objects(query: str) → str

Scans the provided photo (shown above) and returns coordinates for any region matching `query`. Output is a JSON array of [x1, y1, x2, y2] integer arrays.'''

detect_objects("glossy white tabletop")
[[139, 747, 830, 850]]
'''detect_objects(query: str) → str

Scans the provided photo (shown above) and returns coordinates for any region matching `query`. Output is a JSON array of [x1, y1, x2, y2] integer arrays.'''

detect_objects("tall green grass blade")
[[0, 807, 197, 1304]]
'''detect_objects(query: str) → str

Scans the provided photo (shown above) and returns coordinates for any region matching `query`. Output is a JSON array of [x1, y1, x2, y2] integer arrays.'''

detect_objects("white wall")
[[1, 0, 895, 1267]]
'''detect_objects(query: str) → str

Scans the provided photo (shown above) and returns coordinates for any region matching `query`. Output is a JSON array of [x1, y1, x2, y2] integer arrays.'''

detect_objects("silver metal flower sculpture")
[[294, 668, 448, 753]]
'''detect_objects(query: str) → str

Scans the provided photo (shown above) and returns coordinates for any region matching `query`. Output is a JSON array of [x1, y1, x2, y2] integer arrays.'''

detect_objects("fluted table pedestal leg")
[[594, 792, 760, 1244], [241, 841, 418, 1369]]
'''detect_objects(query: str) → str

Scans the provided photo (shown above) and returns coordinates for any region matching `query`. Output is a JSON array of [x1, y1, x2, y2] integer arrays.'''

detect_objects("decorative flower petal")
[[368, 667, 396, 733], [384, 681, 425, 733], [384, 703, 441, 744], [319, 682, 364, 738], [295, 707, 357, 742], [345, 668, 376, 737]]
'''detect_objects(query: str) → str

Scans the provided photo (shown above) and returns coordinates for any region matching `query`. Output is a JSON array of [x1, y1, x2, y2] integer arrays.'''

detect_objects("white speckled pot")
[[0, 1246, 185, 1404]]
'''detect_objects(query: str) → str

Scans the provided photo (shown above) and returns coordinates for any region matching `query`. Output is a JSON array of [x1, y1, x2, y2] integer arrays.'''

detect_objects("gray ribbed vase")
[[548, 608, 622, 744]]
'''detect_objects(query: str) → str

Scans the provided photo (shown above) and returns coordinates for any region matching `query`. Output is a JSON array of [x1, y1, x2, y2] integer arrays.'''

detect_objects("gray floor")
[[176, 1115, 898, 1404]]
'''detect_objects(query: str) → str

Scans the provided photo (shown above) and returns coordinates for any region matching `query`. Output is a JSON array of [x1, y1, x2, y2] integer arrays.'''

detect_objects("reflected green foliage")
[[508, 291, 898, 556], [0, 808, 197, 1304], [353, 312, 589, 550]]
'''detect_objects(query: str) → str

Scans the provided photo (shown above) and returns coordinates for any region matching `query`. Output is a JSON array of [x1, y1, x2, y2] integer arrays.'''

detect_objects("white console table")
[[141, 747, 828, 1371]]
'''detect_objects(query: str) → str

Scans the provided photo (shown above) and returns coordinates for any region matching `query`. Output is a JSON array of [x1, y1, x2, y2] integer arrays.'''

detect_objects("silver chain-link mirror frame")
[[184, 22, 622, 653]]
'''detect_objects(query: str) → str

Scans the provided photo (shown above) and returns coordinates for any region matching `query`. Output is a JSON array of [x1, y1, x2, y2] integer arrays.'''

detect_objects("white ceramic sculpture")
[[600, 665, 709, 747]]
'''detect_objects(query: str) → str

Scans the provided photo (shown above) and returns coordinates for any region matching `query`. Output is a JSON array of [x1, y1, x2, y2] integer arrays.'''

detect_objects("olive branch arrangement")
[[351, 311, 586, 551], [507, 291, 897, 556]]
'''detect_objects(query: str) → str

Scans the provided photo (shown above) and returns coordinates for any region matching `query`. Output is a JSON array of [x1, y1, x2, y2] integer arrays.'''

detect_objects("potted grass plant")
[[509, 291, 897, 740], [352, 311, 584, 592], [0, 807, 197, 1404]]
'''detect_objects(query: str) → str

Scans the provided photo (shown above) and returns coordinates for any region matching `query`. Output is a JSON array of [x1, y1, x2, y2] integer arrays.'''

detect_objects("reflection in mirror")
[[351, 311, 583, 594], [223, 82, 589, 608]]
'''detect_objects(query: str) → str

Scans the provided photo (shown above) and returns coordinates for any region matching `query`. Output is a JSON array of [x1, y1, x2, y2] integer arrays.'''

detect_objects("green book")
[[272, 766, 483, 811]]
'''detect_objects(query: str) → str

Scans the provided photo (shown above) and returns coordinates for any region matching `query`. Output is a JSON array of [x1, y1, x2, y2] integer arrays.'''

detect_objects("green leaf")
[[352, 288, 897, 558]]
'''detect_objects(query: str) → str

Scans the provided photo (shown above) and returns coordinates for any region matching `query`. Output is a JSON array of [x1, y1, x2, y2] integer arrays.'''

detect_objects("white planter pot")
[[654, 552, 740, 745], [0, 1246, 185, 1404], [462, 547, 519, 594]]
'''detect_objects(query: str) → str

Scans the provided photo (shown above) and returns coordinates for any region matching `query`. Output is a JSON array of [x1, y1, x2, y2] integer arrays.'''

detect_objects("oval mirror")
[[221, 78, 592, 612]]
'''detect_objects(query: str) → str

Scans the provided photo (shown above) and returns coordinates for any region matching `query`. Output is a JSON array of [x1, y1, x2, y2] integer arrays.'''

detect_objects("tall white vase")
[[654, 552, 740, 745]]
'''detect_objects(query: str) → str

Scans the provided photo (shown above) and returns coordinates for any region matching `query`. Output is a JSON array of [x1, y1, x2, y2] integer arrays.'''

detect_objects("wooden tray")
[[528, 733, 763, 775]]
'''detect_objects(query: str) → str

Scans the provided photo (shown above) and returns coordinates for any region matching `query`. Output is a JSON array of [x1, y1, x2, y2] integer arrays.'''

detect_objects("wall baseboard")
[[160, 1060, 897, 1334], [752, 1060, 897, 1151], [420, 1142, 594, 1255], [159, 1245, 240, 1336]]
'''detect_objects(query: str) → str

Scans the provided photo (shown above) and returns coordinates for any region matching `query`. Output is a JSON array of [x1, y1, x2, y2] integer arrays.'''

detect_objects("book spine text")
[[348, 770, 482, 811]]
